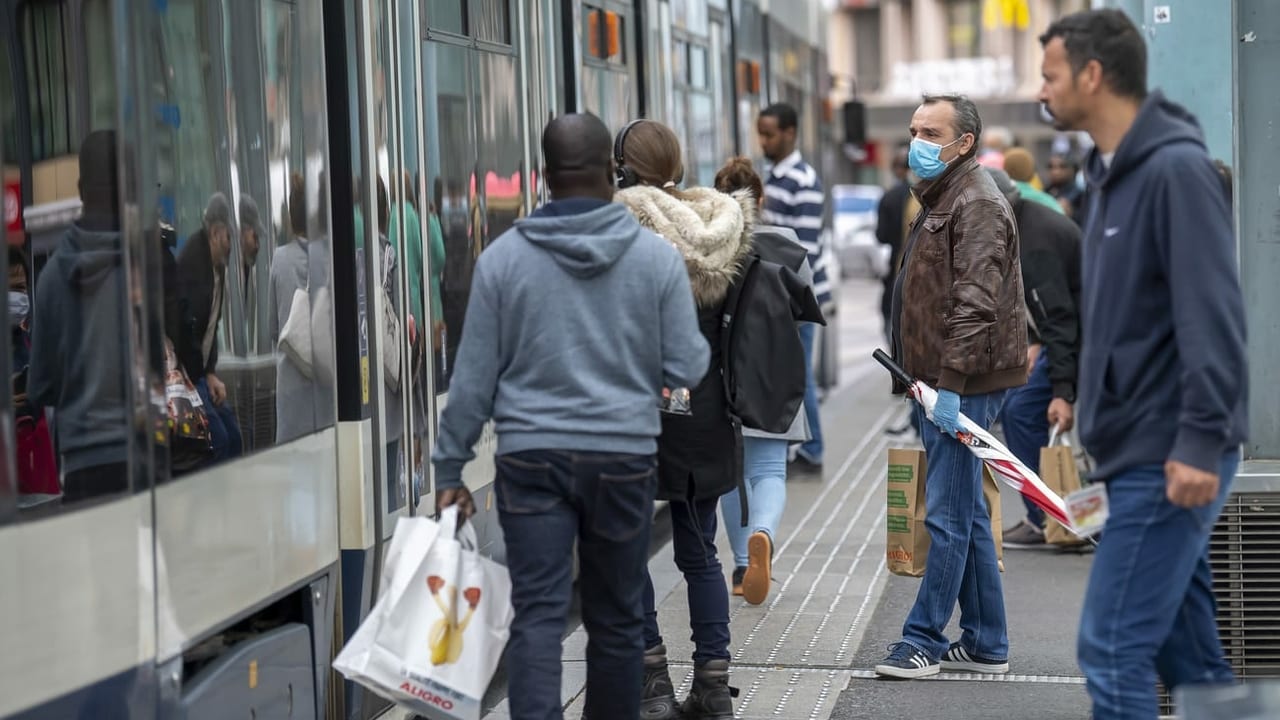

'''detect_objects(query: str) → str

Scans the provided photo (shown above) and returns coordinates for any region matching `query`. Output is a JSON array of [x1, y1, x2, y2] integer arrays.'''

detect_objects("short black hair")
[[760, 103, 798, 132], [78, 129, 119, 212], [542, 113, 613, 194], [921, 94, 983, 158], [1040, 9, 1148, 101], [542, 113, 612, 174]]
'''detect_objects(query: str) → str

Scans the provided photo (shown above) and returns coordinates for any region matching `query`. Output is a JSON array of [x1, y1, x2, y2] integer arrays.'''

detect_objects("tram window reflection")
[[25, 130, 131, 505], [423, 41, 474, 395], [152, 0, 335, 467]]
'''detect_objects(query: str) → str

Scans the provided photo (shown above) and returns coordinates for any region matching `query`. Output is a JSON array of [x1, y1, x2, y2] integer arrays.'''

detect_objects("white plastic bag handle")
[[438, 504, 480, 551], [1048, 423, 1072, 449]]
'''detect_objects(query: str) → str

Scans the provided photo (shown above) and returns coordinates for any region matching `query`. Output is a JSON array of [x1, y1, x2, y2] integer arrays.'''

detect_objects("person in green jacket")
[[389, 175, 425, 329], [1004, 148, 1065, 214]]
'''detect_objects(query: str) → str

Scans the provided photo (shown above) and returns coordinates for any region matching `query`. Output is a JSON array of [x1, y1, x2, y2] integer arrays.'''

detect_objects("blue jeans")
[[196, 377, 243, 462], [495, 450, 658, 720], [797, 323, 823, 462], [643, 495, 731, 665], [1078, 453, 1238, 720], [902, 391, 1008, 662], [720, 437, 788, 567], [999, 354, 1052, 527]]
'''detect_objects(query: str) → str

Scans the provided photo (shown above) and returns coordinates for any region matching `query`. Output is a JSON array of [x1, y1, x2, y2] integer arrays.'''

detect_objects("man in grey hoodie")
[[29, 130, 131, 503], [432, 114, 709, 720]]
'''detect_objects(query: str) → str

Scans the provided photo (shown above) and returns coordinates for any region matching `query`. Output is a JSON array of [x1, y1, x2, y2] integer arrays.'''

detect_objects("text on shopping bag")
[[886, 448, 929, 577]]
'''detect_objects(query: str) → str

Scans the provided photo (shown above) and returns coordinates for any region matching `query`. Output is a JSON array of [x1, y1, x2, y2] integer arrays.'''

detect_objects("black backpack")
[[720, 253, 825, 433]]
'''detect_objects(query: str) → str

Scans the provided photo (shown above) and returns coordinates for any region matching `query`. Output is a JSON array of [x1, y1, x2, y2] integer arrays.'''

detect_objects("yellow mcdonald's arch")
[[983, 0, 1031, 30]]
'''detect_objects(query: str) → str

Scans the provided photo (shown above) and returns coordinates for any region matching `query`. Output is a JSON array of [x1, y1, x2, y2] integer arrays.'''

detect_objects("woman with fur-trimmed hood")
[[613, 119, 751, 720]]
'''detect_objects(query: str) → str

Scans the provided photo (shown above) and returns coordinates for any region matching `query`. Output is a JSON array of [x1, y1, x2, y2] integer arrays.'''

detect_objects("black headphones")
[[614, 119, 644, 189]]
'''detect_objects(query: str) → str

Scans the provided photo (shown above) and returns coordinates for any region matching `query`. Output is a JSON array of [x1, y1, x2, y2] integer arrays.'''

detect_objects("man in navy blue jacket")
[[1039, 10, 1247, 719]]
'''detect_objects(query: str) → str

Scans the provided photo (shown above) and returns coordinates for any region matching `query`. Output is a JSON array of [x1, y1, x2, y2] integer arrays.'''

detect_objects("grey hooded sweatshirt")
[[29, 222, 131, 474], [431, 200, 709, 489]]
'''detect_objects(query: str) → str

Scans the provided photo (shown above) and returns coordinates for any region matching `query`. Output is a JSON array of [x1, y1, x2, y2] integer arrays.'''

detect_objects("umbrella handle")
[[872, 349, 915, 387]]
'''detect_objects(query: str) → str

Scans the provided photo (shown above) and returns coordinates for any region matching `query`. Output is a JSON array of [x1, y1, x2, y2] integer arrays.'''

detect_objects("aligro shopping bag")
[[887, 448, 929, 577], [886, 449, 1005, 576], [334, 507, 514, 719]]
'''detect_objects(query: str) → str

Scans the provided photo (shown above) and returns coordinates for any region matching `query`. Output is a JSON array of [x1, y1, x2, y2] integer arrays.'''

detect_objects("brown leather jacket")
[[896, 157, 1027, 395]]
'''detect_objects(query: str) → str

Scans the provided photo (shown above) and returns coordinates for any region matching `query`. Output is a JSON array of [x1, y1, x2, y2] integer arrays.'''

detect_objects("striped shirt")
[[762, 150, 831, 306]]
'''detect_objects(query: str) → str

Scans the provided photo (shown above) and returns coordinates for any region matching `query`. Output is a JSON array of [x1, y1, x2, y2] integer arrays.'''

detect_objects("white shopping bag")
[[333, 507, 513, 720]]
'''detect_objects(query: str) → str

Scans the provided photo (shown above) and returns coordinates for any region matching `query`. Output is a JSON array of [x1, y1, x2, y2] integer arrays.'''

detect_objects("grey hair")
[[921, 94, 983, 158]]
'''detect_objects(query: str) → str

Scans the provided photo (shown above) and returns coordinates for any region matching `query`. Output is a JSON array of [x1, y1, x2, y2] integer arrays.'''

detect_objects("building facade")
[[827, 0, 1090, 175]]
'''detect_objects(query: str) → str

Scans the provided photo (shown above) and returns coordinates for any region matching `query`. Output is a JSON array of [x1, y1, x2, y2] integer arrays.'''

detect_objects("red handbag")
[[16, 413, 59, 495]]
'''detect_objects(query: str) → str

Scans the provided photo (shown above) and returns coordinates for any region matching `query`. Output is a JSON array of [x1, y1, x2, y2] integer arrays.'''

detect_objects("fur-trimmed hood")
[[615, 186, 754, 307]]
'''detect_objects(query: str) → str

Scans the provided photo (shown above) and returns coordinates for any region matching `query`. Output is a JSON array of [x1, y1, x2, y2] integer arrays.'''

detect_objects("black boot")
[[681, 659, 737, 720], [641, 644, 680, 720]]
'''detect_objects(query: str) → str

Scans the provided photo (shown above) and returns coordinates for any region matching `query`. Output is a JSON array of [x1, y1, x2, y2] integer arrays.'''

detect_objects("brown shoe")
[[743, 531, 772, 605], [731, 566, 745, 597]]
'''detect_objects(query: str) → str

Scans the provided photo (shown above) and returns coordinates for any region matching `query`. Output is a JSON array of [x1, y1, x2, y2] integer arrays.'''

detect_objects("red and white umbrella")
[[873, 350, 1075, 532]]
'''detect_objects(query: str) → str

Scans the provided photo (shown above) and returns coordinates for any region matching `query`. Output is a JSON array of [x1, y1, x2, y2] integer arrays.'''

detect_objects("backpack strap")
[[721, 255, 757, 527], [719, 254, 756, 413]]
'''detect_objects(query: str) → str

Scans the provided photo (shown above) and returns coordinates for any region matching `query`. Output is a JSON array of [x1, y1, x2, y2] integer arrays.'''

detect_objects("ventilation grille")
[[225, 359, 278, 453], [1211, 491, 1280, 677], [1160, 489, 1280, 714]]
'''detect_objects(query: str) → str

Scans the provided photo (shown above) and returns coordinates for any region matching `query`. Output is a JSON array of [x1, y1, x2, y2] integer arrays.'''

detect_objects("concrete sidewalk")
[[830, 483, 1095, 719], [479, 277, 1098, 720]]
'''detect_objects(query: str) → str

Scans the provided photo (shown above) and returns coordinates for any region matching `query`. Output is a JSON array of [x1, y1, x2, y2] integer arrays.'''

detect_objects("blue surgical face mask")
[[908, 136, 964, 180], [9, 291, 29, 327]]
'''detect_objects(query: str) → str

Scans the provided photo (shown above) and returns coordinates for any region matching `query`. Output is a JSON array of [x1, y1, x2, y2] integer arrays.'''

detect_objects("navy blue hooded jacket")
[[1077, 90, 1247, 480]]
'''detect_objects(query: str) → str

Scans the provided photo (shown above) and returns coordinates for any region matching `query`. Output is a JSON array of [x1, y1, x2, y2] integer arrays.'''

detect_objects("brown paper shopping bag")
[[1041, 443, 1084, 545], [887, 449, 929, 577]]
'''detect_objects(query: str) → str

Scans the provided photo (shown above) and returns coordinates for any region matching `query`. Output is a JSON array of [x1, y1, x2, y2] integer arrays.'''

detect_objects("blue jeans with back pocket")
[[494, 449, 658, 720]]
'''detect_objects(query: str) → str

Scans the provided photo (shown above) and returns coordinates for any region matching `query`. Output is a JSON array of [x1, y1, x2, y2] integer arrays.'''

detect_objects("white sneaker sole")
[[874, 662, 940, 679], [940, 659, 1010, 674]]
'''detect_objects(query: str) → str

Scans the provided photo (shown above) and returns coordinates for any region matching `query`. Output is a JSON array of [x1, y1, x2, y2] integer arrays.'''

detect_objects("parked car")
[[831, 184, 889, 279]]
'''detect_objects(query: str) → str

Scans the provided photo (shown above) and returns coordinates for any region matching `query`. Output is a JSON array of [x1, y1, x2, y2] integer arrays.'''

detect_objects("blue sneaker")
[[940, 642, 1009, 674], [874, 642, 939, 679]]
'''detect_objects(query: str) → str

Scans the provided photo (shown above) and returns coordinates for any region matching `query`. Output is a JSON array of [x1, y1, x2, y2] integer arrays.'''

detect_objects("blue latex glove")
[[932, 389, 963, 437]]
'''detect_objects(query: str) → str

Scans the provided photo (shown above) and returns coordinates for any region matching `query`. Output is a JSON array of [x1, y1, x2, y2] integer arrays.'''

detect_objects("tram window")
[[1, 44, 17, 167], [475, 52, 522, 241], [138, 0, 336, 465], [469, 0, 510, 45], [424, 0, 465, 35], [20, 1, 75, 163], [82, 0, 117, 132], [423, 42, 472, 394]]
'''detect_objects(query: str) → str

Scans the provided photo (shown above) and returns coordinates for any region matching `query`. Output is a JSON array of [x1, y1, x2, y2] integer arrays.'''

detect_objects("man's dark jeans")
[[195, 377, 243, 461], [999, 353, 1053, 527], [495, 449, 658, 720]]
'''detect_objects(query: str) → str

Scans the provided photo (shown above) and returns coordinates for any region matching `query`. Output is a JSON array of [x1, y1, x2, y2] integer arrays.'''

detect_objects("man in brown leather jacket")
[[876, 94, 1028, 680]]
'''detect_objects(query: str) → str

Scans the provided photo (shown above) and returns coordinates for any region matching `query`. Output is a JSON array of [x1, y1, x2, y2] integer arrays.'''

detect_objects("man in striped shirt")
[[758, 103, 827, 472]]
